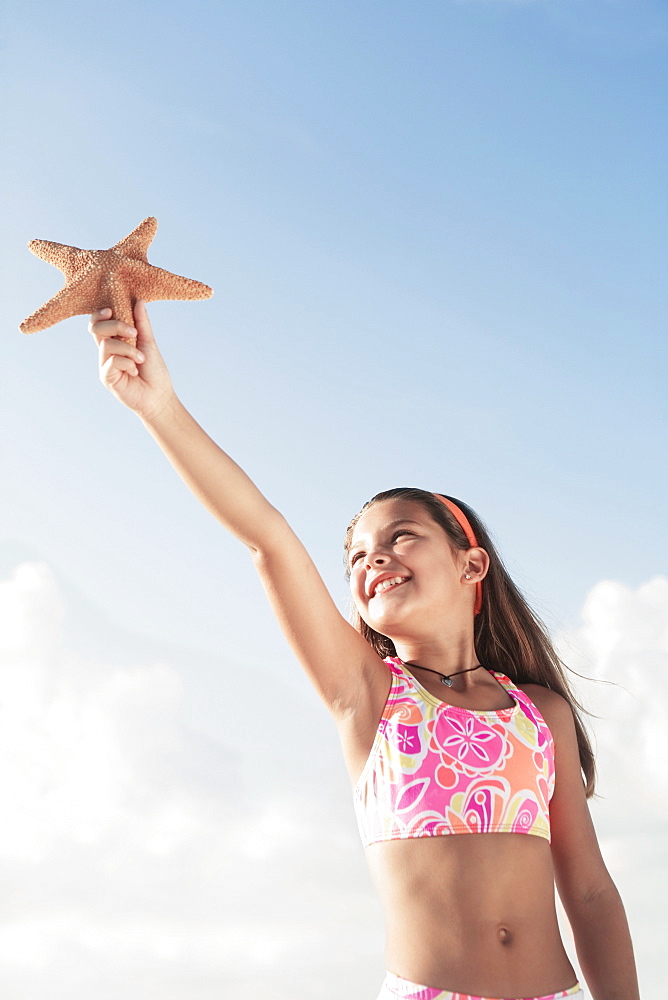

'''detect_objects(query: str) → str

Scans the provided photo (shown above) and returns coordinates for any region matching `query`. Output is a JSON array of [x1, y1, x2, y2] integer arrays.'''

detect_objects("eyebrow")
[[348, 519, 423, 553]]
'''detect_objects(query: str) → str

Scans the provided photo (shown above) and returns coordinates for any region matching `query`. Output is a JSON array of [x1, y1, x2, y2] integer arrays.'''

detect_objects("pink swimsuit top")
[[353, 658, 555, 848]]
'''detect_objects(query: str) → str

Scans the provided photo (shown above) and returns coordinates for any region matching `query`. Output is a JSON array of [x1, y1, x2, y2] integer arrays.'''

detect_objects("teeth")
[[372, 576, 406, 596]]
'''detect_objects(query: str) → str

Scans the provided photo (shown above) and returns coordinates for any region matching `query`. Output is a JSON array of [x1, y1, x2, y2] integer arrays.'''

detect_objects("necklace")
[[405, 662, 485, 688]]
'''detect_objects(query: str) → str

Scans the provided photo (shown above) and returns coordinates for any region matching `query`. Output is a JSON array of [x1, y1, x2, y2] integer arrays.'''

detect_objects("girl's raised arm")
[[90, 304, 389, 720]]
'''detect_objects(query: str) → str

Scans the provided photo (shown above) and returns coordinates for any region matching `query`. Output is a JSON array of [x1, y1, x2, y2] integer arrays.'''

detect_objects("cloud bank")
[[0, 564, 664, 998], [559, 576, 668, 816], [0, 563, 381, 1000], [556, 576, 668, 994]]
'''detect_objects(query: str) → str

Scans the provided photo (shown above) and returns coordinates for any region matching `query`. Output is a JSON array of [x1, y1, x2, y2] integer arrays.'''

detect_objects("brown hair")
[[344, 487, 596, 797]]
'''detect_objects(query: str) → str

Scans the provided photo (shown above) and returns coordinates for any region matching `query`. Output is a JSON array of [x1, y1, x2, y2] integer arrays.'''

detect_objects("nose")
[[365, 549, 391, 568]]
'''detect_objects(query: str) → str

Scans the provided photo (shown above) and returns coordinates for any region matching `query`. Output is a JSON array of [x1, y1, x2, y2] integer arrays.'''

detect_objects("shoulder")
[[516, 682, 575, 741], [516, 681, 567, 711]]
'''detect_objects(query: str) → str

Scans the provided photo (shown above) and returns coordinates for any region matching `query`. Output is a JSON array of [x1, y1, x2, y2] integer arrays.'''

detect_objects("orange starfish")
[[20, 217, 213, 344]]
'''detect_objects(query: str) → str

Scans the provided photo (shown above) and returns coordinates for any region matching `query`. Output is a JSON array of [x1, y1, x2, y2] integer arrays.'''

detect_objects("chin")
[[365, 612, 401, 636]]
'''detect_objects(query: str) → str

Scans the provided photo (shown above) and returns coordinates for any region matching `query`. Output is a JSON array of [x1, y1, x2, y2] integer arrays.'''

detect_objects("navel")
[[497, 925, 513, 946]]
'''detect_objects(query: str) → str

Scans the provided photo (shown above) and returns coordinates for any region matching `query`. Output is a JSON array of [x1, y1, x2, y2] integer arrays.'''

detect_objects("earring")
[[465, 572, 471, 580]]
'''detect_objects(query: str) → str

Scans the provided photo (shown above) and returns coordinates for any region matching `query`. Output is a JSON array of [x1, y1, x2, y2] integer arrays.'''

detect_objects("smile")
[[370, 576, 409, 598]]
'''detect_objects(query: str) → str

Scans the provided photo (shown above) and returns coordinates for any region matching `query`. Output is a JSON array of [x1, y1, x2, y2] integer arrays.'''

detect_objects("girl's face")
[[347, 498, 471, 640]]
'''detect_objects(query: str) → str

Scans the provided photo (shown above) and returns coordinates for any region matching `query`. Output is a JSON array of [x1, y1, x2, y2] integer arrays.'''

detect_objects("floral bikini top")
[[353, 657, 555, 848]]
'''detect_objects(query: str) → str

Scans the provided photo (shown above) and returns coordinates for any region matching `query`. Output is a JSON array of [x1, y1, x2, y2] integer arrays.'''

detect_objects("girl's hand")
[[89, 301, 176, 421]]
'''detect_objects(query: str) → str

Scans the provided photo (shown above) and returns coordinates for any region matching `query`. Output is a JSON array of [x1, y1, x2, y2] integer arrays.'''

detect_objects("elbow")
[[562, 875, 619, 921], [578, 878, 618, 907], [242, 509, 290, 558], [249, 512, 298, 564]]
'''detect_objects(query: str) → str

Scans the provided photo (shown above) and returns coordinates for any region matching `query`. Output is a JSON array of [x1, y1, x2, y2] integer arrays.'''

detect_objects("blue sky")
[[1, 1, 667, 997]]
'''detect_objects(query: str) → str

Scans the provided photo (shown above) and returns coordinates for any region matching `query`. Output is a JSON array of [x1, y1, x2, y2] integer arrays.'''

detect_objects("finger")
[[100, 354, 140, 383], [90, 318, 138, 347], [133, 300, 156, 348], [88, 308, 111, 333], [98, 336, 145, 366]]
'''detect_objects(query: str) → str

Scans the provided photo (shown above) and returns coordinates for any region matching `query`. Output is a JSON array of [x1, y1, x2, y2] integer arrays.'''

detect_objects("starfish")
[[20, 216, 213, 344]]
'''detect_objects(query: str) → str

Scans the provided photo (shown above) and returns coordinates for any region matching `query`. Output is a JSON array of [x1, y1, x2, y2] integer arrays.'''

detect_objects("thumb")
[[133, 300, 157, 349]]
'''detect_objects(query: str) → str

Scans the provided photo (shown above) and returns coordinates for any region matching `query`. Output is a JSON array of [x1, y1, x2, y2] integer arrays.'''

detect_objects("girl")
[[90, 302, 640, 1000]]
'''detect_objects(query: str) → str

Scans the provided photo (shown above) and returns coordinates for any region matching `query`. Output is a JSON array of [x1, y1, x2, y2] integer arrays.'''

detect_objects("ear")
[[463, 546, 489, 582]]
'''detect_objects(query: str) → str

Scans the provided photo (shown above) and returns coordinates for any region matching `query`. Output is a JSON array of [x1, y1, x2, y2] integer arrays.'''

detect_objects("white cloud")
[[556, 576, 668, 999], [558, 576, 668, 814], [0, 564, 664, 997], [0, 563, 381, 1000]]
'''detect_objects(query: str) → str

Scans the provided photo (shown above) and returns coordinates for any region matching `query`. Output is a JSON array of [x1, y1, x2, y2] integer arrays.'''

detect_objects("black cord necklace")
[[405, 662, 485, 688]]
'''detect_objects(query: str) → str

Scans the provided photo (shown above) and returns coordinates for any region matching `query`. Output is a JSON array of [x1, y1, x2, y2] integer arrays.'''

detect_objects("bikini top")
[[353, 657, 555, 848]]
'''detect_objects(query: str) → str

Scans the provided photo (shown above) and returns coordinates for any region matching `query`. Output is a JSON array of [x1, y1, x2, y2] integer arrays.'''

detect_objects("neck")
[[393, 631, 479, 679]]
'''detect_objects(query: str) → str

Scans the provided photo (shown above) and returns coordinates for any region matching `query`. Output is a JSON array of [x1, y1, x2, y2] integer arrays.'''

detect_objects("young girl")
[[90, 302, 640, 1000]]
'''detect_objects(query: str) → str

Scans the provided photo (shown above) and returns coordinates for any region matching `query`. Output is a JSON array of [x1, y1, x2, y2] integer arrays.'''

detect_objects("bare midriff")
[[365, 832, 577, 998]]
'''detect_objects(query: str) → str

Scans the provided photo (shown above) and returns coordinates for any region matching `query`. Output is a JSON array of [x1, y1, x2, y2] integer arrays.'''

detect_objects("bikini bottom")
[[376, 971, 584, 1000]]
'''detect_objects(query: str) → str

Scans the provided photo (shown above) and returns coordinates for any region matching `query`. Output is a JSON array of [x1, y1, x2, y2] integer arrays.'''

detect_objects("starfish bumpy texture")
[[20, 217, 213, 343]]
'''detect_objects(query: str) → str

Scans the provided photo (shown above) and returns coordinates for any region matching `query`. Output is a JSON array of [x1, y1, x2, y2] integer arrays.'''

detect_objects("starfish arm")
[[28, 240, 95, 282], [97, 270, 138, 330], [112, 217, 158, 261], [129, 261, 213, 303], [22, 217, 212, 336], [20, 271, 104, 333]]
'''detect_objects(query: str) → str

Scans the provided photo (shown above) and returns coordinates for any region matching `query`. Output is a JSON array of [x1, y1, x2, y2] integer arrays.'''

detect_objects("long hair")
[[344, 487, 596, 797]]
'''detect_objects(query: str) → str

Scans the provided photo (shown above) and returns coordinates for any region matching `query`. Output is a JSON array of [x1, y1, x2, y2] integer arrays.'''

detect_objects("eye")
[[349, 550, 365, 567], [392, 530, 414, 542]]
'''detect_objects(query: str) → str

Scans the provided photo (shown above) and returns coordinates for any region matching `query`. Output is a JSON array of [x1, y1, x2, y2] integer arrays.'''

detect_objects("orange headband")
[[434, 494, 483, 616]]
